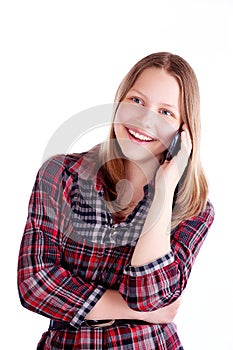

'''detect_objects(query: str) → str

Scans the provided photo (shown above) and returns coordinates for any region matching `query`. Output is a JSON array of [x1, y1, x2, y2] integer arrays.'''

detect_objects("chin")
[[119, 143, 157, 163]]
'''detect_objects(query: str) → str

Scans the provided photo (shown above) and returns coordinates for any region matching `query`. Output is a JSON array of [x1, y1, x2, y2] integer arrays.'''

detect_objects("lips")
[[126, 127, 155, 142]]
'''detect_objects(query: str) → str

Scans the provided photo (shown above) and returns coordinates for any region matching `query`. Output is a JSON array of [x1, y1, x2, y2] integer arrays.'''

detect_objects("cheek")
[[114, 102, 145, 125], [156, 121, 178, 149], [113, 123, 125, 140]]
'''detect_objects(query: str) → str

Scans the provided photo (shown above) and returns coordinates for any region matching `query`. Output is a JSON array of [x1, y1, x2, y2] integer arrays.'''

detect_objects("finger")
[[170, 129, 191, 178], [180, 124, 192, 154]]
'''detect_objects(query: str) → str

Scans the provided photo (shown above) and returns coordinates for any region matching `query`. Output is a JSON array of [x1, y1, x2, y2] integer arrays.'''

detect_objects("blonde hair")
[[100, 52, 208, 228]]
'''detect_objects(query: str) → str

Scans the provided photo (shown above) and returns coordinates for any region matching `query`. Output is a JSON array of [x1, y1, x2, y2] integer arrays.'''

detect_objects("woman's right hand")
[[139, 297, 181, 324]]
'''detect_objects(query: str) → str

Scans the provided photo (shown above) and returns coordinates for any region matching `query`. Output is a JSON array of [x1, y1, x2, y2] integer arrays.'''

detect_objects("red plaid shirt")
[[18, 149, 215, 349]]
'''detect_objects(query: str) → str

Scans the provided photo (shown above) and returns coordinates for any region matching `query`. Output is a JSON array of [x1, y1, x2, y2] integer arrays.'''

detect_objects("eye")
[[159, 109, 174, 118], [131, 96, 144, 105]]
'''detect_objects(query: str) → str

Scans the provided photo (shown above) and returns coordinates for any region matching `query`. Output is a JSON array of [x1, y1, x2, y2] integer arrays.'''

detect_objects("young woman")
[[18, 52, 215, 349]]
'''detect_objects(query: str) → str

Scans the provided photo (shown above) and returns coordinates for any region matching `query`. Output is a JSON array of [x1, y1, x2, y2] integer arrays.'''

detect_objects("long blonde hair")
[[100, 52, 208, 228]]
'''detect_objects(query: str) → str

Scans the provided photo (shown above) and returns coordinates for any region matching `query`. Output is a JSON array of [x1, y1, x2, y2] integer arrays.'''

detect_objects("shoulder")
[[38, 152, 86, 178], [36, 144, 101, 189], [35, 153, 87, 195]]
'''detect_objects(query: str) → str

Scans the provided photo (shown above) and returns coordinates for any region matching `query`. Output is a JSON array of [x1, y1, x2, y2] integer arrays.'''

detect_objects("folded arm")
[[118, 200, 214, 312], [17, 156, 106, 328], [85, 289, 181, 324]]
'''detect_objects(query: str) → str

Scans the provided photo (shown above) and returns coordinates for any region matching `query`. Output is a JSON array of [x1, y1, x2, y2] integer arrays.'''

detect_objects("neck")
[[123, 157, 160, 189]]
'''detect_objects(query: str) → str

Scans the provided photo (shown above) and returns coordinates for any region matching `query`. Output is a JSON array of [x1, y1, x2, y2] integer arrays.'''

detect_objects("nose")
[[142, 107, 158, 131], [140, 107, 166, 139]]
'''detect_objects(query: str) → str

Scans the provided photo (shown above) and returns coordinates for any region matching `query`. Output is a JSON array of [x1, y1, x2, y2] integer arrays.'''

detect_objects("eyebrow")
[[130, 88, 179, 112]]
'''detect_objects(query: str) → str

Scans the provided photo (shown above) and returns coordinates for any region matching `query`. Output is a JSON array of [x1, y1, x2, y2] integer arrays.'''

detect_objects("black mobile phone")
[[165, 128, 182, 161]]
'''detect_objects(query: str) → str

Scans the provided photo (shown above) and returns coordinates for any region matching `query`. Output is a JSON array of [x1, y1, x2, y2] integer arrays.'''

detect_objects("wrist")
[[85, 290, 145, 321], [155, 180, 176, 199]]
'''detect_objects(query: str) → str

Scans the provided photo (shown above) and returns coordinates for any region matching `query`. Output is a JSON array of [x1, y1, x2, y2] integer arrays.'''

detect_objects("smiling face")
[[114, 67, 182, 163]]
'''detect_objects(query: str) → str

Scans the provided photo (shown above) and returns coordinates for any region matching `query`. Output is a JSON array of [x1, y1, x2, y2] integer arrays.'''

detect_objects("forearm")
[[85, 289, 181, 324], [85, 289, 142, 320], [119, 203, 214, 313], [131, 186, 173, 267], [18, 229, 106, 327], [131, 125, 192, 267]]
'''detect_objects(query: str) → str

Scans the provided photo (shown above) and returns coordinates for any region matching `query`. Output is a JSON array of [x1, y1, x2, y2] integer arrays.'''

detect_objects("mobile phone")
[[165, 128, 182, 161]]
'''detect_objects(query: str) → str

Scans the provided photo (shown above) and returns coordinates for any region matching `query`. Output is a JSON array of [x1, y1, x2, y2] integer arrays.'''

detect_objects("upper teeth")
[[128, 129, 153, 141]]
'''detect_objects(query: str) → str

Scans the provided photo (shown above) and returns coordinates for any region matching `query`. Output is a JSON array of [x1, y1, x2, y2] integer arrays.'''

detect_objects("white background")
[[1, 0, 233, 349]]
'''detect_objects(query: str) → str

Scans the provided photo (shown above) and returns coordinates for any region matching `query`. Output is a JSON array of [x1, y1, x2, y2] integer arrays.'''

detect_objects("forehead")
[[131, 67, 180, 103]]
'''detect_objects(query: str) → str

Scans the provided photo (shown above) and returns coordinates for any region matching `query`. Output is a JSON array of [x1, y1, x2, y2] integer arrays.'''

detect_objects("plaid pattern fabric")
[[18, 150, 215, 350]]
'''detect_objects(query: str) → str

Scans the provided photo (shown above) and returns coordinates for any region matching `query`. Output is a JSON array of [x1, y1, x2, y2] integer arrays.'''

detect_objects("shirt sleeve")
[[17, 155, 106, 328], [118, 201, 215, 311]]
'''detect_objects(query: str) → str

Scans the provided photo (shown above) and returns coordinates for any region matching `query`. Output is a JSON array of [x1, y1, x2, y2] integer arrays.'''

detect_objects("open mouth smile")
[[126, 128, 155, 142]]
